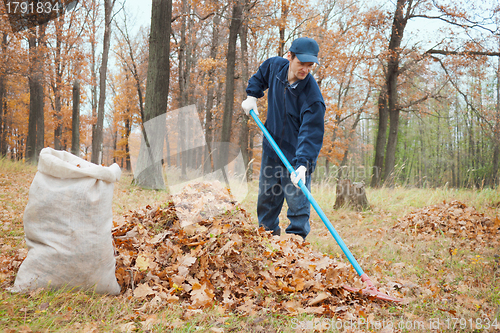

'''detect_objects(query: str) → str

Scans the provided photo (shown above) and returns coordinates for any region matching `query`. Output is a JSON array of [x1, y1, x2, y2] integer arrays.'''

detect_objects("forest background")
[[0, 0, 499, 189]]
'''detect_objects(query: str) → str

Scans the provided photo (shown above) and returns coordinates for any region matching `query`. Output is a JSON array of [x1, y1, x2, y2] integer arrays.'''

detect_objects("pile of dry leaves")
[[394, 200, 500, 245], [113, 181, 388, 317]]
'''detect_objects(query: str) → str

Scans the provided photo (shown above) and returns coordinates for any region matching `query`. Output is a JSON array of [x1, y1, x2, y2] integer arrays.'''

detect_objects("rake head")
[[343, 273, 403, 303]]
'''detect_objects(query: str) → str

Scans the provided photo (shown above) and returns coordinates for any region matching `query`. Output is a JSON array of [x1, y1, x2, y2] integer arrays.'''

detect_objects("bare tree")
[[203, 12, 223, 174], [133, 0, 172, 189], [432, 53, 500, 188], [0, 32, 9, 158], [26, 24, 46, 164], [219, 0, 243, 169], [371, 0, 499, 187], [239, 1, 252, 180], [91, 0, 116, 164], [113, 9, 146, 123], [71, 80, 80, 156]]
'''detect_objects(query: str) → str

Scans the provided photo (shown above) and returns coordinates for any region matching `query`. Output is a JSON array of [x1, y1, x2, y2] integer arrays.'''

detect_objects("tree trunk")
[[165, 130, 171, 167], [219, 1, 243, 169], [239, 7, 251, 180], [89, 0, 99, 159], [133, 0, 172, 189], [338, 111, 363, 179], [278, 0, 288, 57], [0, 33, 6, 157], [52, 16, 64, 151], [26, 38, 37, 163], [384, 108, 400, 184], [0, 73, 5, 158], [53, 92, 63, 150], [185, 10, 195, 170], [382, 0, 408, 186], [213, 79, 224, 143], [177, 0, 189, 177], [119, 30, 145, 172], [492, 142, 499, 187], [124, 117, 131, 171], [203, 14, 220, 174], [26, 26, 46, 164], [35, 79, 45, 159], [334, 178, 369, 211], [115, 11, 146, 171], [112, 128, 117, 164], [455, 97, 460, 187], [371, 84, 388, 187], [91, 0, 114, 165], [71, 80, 80, 156], [492, 56, 500, 187]]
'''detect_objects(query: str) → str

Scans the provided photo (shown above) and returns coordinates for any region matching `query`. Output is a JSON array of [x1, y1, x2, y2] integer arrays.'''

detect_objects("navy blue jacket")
[[246, 56, 326, 173]]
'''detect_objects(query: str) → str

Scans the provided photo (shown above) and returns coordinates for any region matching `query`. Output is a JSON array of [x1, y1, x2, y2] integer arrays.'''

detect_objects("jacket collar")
[[276, 61, 310, 97]]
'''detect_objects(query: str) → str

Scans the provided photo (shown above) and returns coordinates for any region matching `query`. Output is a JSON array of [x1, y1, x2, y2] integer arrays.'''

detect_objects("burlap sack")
[[11, 148, 121, 295]]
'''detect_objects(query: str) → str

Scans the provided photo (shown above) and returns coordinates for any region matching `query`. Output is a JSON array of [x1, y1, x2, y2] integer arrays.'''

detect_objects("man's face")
[[287, 52, 316, 84]]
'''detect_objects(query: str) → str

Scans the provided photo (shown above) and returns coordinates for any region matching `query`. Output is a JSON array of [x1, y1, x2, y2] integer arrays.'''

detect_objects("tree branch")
[[411, 14, 498, 34], [171, 11, 216, 23], [425, 49, 500, 57], [432, 55, 496, 134]]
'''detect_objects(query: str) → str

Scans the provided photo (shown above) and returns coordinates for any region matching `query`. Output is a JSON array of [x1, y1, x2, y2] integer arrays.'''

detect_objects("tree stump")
[[333, 179, 370, 210]]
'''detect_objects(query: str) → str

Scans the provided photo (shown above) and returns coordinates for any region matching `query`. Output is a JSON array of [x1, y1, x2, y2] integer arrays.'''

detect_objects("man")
[[241, 37, 326, 240]]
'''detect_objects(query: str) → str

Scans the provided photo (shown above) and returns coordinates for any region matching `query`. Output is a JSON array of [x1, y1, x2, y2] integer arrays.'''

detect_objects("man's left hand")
[[291, 166, 307, 188]]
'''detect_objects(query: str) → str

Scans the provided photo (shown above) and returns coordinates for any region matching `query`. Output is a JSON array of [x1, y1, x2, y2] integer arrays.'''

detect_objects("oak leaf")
[[190, 282, 213, 308], [308, 292, 330, 306], [135, 254, 151, 271], [133, 283, 155, 299]]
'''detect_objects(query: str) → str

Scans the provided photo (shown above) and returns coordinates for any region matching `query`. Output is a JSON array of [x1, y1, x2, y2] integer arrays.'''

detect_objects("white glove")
[[241, 96, 258, 116], [291, 165, 307, 188]]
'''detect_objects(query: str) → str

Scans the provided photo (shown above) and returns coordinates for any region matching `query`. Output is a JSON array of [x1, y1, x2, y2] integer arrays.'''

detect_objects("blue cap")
[[289, 37, 319, 64]]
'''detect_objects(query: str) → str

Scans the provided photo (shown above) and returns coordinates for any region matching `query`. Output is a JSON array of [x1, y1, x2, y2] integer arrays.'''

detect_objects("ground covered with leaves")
[[394, 200, 500, 247], [1, 160, 499, 332]]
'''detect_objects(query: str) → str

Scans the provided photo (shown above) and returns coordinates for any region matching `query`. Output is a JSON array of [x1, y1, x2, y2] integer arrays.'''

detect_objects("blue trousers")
[[257, 152, 311, 239]]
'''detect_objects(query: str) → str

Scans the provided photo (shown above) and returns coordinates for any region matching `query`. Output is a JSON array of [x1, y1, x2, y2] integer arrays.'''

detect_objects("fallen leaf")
[[140, 314, 160, 330], [135, 254, 151, 271], [118, 322, 136, 333], [210, 328, 225, 333], [133, 283, 155, 299], [308, 292, 330, 306], [190, 283, 213, 308], [17, 326, 32, 333]]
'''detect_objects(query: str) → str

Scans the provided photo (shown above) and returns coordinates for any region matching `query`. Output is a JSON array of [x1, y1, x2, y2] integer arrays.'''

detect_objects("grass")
[[1, 159, 499, 332]]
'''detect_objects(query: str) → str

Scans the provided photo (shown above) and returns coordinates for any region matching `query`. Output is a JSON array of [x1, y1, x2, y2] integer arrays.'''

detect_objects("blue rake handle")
[[249, 109, 364, 276]]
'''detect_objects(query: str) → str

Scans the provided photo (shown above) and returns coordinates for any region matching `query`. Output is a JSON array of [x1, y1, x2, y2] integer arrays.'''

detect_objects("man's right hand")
[[241, 96, 258, 116]]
